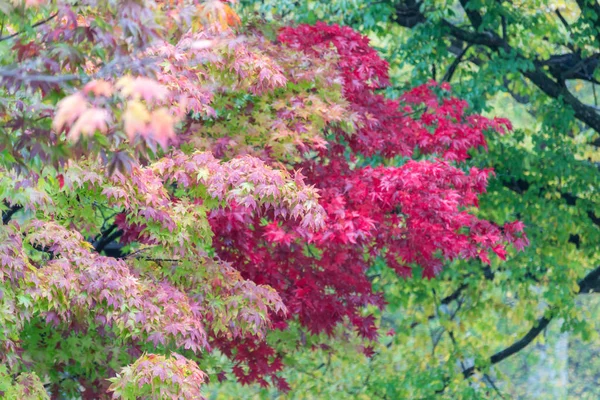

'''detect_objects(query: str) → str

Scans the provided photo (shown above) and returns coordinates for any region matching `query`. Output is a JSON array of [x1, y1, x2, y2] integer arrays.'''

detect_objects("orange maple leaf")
[[150, 108, 176, 150], [123, 101, 151, 142], [116, 77, 168, 104], [196, 0, 241, 31], [83, 80, 114, 97]]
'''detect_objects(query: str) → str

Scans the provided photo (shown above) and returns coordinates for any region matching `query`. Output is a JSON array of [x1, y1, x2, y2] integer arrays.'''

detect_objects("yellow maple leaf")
[[123, 101, 151, 142], [150, 108, 176, 150]]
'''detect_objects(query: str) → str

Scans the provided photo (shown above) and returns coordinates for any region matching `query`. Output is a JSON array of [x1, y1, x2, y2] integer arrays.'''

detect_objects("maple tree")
[[228, 1, 600, 398], [0, 0, 526, 398]]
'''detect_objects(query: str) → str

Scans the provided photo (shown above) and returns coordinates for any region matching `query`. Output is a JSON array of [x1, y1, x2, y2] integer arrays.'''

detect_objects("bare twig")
[[555, 10, 570, 31], [0, 12, 58, 42], [484, 373, 506, 399], [441, 43, 473, 83]]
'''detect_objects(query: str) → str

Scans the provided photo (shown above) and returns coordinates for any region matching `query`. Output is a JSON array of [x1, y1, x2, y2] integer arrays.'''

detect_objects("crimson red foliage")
[[279, 22, 512, 161]]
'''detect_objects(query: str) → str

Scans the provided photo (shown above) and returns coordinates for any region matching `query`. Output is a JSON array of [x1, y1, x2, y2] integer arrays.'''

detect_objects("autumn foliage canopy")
[[0, 0, 526, 398]]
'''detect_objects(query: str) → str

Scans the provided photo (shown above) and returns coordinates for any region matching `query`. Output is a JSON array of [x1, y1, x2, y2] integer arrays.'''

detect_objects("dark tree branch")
[[502, 77, 531, 104], [462, 316, 551, 378], [0, 12, 58, 42], [459, 0, 483, 30], [578, 264, 600, 294], [93, 224, 124, 254], [394, 0, 426, 27], [446, 21, 600, 133], [441, 21, 505, 48], [448, 42, 533, 104], [409, 283, 468, 329], [394, 3, 600, 135], [388, 0, 600, 383], [555, 10, 571, 32], [409, 266, 495, 329], [569, 233, 581, 249], [484, 373, 507, 399], [441, 283, 468, 305], [30, 243, 55, 260], [502, 178, 600, 229], [541, 53, 600, 84], [2, 203, 22, 224], [558, 192, 600, 228], [462, 263, 600, 378], [442, 43, 472, 82]]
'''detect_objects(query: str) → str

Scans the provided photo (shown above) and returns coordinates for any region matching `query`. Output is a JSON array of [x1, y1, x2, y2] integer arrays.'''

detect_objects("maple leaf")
[[67, 108, 110, 142], [57, 174, 64, 190], [52, 93, 89, 133], [149, 108, 176, 150], [116, 76, 169, 104], [83, 80, 114, 97], [108, 353, 207, 399], [196, 0, 241, 31], [123, 100, 151, 142]]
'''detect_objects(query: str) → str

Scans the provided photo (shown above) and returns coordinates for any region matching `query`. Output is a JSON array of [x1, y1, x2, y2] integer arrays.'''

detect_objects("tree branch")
[[0, 12, 58, 42], [442, 43, 472, 82], [93, 224, 124, 254], [484, 373, 507, 399], [541, 53, 600, 84], [409, 266, 495, 329], [555, 10, 570, 32], [462, 263, 600, 378], [502, 177, 600, 229], [459, 0, 483, 30], [395, 3, 600, 135], [448, 22, 600, 133], [394, 0, 426, 27], [2, 203, 22, 224], [447, 42, 533, 104], [0, 69, 83, 84], [409, 283, 471, 329]]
